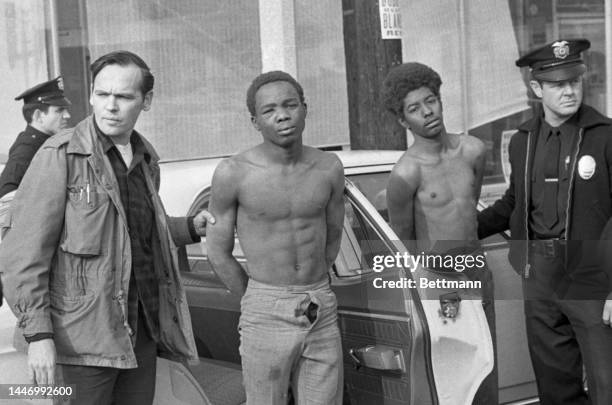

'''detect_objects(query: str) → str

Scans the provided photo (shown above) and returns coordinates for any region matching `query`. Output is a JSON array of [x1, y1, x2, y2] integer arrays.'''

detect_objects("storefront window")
[[0, 1, 50, 156], [1, 1, 608, 166], [85, 0, 262, 159], [294, 0, 350, 148]]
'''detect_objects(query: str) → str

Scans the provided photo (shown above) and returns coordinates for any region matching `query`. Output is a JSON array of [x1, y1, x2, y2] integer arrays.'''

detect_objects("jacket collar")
[[66, 115, 160, 163], [24, 124, 51, 138], [518, 103, 612, 133]]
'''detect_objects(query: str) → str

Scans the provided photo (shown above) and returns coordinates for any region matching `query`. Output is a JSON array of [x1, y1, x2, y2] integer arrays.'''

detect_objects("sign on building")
[[379, 0, 402, 39]]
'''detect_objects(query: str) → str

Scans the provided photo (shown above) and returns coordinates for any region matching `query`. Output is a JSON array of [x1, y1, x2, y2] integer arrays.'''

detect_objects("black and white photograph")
[[0, 1, 611, 404]]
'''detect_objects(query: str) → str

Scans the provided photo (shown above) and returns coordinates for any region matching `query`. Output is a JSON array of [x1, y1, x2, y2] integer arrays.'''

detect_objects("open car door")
[[337, 179, 493, 405]]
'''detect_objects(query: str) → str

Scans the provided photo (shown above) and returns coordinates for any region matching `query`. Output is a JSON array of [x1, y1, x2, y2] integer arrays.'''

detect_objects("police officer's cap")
[[14, 76, 71, 106], [516, 39, 590, 82]]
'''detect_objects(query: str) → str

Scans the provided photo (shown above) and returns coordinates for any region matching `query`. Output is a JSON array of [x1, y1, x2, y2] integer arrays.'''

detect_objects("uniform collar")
[[540, 113, 579, 141], [24, 124, 52, 138]]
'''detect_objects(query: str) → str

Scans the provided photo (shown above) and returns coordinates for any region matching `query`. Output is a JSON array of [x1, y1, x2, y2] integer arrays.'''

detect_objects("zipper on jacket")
[[523, 131, 532, 278], [564, 128, 583, 241], [114, 290, 134, 336]]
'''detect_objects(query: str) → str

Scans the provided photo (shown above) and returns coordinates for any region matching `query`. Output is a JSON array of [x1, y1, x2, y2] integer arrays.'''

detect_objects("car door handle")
[[348, 345, 406, 373]]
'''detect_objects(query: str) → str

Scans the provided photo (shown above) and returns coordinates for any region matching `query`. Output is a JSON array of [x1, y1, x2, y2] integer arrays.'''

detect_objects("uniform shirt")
[[529, 114, 579, 239], [95, 121, 160, 343], [0, 125, 51, 198]]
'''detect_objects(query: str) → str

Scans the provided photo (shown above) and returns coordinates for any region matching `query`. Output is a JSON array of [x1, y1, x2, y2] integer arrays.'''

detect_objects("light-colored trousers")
[[239, 278, 343, 405]]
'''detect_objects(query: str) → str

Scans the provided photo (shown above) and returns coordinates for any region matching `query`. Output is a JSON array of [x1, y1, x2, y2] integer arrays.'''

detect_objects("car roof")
[[159, 149, 403, 216]]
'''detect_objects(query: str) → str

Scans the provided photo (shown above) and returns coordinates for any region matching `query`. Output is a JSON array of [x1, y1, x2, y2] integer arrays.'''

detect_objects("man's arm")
[[599, 222, 612, 327], [324, 156, 345, 269], [603, 296, 612, 327], [477, 136, 518, 238], [206, 159, 248, 296], [166, 210, 215, 247], [192, 210, 215, 235], [0, 141, 69, 385], [600, 137, 612, 327], [386, 160, 419, 253], [466, 135, 486, 202]]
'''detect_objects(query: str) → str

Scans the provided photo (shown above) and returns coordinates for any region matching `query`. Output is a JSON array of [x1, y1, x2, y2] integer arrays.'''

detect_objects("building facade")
[[0, 0, 610, 179]]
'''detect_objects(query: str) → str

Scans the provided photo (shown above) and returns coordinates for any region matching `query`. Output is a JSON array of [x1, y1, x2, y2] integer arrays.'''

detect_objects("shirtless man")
[[383, 62, 496, 404], [207, 71, 345, 405]]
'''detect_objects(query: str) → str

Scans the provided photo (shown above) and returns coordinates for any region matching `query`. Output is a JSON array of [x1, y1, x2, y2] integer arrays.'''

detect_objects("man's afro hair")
[[382, 62, 442, 118]]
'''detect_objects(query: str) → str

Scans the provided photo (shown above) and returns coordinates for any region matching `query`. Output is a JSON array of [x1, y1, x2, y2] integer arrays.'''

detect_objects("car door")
[[340, 179, 494, 405], [336, 179, 438, 405]]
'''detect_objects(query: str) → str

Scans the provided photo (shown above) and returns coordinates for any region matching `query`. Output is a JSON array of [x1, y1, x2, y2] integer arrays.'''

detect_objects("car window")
[[346, 172, 390, 222], [335, 196, 390, 277]]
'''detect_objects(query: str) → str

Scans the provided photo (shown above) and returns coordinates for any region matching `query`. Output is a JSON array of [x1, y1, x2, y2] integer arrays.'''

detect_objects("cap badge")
[[577, 155, 596, 180], [57, 77, 64, 91], [552, 41, 570, 59]]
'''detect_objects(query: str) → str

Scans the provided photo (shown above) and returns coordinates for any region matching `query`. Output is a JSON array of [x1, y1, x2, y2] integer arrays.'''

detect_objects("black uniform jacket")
[[478, 104, 612, 296], [0, 125, 51, 198]]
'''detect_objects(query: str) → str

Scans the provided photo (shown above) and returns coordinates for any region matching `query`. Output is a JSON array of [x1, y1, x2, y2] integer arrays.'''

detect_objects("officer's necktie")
[[542, 129, 560, 228]]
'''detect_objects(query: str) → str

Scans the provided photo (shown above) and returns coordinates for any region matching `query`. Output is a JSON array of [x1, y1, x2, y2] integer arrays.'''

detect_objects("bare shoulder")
[[390, 150, 421, 185], [223, 147, 268, 172], [213, 153, 248, 187], [305, 147, 343, 175], [458, 133, 486, 160], [387, 151, 421, 202], [305, 146, 340, 165]]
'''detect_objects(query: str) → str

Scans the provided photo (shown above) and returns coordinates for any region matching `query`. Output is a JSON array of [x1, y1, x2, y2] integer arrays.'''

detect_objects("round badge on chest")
[[577, 155, 596, 180]]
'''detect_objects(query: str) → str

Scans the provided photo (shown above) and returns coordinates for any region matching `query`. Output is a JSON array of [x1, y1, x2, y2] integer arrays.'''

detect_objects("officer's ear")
[[31, 108, 44, 124], [142, 90, 153, 112], [529, 80, 543, 98]]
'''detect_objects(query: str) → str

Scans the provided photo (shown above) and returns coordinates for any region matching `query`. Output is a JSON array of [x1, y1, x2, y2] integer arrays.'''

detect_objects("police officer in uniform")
[[0, 76, 71, 199], [478, 39, 612, 405], [0, 77, 70, 305]]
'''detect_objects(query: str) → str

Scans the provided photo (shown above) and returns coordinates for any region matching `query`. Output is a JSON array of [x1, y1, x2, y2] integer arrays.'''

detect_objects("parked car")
[[154, 150, 538, 405], [0, 150, 537, 405]]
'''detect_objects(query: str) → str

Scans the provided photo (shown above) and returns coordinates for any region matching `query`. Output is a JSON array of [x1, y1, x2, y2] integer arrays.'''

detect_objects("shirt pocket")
[[60, 183, 111, 256]]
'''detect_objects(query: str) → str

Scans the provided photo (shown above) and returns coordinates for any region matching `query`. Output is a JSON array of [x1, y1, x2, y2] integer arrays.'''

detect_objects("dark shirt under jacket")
[[95, 123, 160, 344], [529, 115, 578, 239], [0, 125, 51, 198]]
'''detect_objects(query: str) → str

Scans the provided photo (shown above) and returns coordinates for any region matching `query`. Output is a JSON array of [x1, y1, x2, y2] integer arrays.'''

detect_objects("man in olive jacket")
[[0, 51, 213, 405]]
